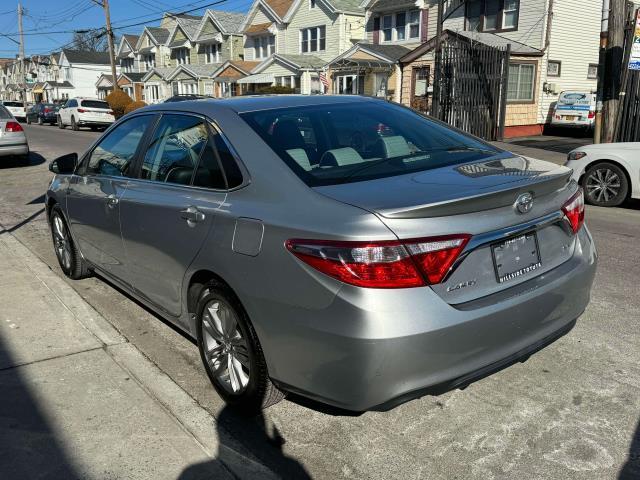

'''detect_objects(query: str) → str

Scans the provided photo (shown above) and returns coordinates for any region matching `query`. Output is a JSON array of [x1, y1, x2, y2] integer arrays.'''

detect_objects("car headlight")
[[567, 151, 587, 161]]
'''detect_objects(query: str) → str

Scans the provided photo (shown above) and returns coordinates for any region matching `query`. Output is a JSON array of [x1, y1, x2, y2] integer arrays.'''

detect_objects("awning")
[[329, 57, 394, 70], [213, 77, 239, 83], [32, 85, 44, 94], [237, 73, 274, 84]]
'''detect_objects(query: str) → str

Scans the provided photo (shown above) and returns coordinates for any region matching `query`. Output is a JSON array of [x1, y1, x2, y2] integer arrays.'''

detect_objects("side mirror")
[[49, 152, 78, 174]]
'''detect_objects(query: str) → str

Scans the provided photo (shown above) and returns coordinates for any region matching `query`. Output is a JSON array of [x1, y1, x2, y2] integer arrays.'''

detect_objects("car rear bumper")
[[262, 225, 597, 411], [0, 143, 29, 156]]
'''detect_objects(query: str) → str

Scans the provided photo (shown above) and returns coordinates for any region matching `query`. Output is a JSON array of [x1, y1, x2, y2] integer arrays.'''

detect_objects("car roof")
[[141, 95, 380, 115]]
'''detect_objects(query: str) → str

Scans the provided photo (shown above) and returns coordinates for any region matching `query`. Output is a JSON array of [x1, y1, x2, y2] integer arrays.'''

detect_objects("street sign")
[[629, 9, 640, 70]]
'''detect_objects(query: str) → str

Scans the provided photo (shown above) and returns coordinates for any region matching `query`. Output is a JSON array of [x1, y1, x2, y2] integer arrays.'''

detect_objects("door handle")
[[180, 207, 205, 224], [106, 194, 119, 208]]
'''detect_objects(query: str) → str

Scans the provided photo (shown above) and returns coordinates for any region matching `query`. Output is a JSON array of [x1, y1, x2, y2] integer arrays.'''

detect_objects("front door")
[[66, 114, 156, 279], [119, 113, 227, 316]]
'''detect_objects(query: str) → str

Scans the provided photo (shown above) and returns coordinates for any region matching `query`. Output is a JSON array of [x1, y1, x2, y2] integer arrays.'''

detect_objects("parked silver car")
[[45, 96, 596, 412], [0, 105, 29, 161]]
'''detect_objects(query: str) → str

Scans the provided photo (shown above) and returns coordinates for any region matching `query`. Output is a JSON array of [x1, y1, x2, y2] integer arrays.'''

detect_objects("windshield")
[[81, 100, 109, 109], [240, 102, 505, 186]]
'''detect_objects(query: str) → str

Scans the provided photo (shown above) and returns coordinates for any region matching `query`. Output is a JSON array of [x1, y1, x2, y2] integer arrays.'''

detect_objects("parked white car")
[[2, 101, 27, 121], [57, 98, 115, 131], [566, 143, 639, 207], [551, 91, 596, 132]]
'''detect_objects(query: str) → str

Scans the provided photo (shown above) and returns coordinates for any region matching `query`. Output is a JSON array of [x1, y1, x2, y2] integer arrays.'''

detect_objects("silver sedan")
[[45, 96, 597, 412], [0, 105, 29, 161]]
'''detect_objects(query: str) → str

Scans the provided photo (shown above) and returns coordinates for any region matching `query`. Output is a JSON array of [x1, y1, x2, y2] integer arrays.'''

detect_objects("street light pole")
[[18, 2, 27, 112], [594, 0, 609, 143], [432, 0, 445, 118], [602, 0, 625, 143]]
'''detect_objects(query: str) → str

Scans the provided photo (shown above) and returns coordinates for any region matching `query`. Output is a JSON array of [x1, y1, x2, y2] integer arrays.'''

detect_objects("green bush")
[[105, 89, 133, 118], [124, 100, 147, 114], [256, 85, 295, 94]]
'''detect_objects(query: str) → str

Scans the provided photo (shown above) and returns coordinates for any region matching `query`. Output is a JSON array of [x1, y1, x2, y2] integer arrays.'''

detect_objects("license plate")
[[564, 116, 576, 121], [491, 233, 542, 284]]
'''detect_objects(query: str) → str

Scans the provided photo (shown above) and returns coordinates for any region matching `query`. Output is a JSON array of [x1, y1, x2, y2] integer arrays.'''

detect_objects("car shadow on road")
[[178, 406, 312, 479], [0, 333, 81, 478], [619, 417, 640, 479], [0, 152, 46, 169]]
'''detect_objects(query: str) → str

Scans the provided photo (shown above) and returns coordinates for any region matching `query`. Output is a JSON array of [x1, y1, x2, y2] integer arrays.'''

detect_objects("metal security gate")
[[433, 41, 511, 141]]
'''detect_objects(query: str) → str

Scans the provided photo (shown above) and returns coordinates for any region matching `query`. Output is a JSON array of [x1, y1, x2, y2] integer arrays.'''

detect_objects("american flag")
[[319, 72, 329, 89]]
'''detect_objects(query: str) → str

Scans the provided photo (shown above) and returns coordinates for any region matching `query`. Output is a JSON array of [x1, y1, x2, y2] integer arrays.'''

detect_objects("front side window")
[[507, 63, 535, 102], [141, 114, 208, 185], [466, 0, 520, 31], [241, 102, 504, 187], [86, 115, 152, 177]]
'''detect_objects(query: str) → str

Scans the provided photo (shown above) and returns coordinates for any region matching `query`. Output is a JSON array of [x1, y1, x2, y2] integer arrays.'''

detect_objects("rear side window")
[[81, 100, 109, 109], [241, 102, 505, 186], [214, 132, 243, 188], [141, 114, 208, 185], [0, 106, 12, 119], [86, 115, 152, 176]]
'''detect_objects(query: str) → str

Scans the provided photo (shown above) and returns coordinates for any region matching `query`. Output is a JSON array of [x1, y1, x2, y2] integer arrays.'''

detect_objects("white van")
[[550, 91, 596, 131]]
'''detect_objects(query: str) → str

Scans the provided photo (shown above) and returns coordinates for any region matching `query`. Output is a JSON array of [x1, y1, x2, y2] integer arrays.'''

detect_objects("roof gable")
[[241, 0, 294, 31]]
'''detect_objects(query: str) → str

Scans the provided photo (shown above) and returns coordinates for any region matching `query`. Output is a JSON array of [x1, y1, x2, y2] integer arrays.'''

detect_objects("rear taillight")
[[5, 121, 23, 132], [562, 189, 585, 234], [285, 235, 470, 289], [108, 110, 114, 115], [77, 108, 86, 113], [588, 111, 595, 119], [44, 108, 50, 113]]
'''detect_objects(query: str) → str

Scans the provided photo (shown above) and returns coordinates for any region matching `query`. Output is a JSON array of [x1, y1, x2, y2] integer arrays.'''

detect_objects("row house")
[[326, 0, 435, 100], [237, 0, 365, 94], [395, 0, 602, 137], [138, 10, 245, 102]]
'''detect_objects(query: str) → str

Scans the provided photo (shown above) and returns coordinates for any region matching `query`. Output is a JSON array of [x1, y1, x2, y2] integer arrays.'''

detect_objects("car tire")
[[57, 116, 65, 129], [49, 205, 90, 280], [38, 117, 43, 125], [583, 162, 629, 207], [196, 280, 285, 413], [71, 116, 79, 131]]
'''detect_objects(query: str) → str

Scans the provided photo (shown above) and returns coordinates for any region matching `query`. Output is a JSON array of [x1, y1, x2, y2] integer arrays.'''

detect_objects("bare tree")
[[71, 31, 109, 52]]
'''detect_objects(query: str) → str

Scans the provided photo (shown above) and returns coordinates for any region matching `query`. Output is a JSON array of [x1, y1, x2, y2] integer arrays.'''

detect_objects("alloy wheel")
[[52, 214, 72, 271], [201, 299, 251, 394], [586, 168, 621, 203]]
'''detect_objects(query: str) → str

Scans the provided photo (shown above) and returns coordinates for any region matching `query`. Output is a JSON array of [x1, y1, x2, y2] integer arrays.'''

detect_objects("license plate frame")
[[491, 232, 542, 284], [564, 115, 577, 121]]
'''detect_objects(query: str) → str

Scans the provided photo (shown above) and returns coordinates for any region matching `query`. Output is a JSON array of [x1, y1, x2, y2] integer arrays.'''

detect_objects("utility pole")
[[594, 0, 609, 143], [432, 0, 445, 118], [91, 0, 119, 93], [602, 0, 625, 143], [18, 2, 27, 111]]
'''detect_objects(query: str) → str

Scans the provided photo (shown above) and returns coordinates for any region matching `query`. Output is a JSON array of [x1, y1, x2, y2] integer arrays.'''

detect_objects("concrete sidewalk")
[[0, 230, 276, 480]]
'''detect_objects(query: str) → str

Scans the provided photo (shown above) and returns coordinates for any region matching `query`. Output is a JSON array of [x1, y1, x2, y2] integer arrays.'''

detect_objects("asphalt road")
[[1, 124, 639, 480]]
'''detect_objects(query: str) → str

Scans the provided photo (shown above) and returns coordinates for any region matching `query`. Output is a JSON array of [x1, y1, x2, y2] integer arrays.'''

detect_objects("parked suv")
[[2, 101, 26, 121], [26, 103, 60, 125], [45, 96, 596, 413], [58, 98, 115, 131]]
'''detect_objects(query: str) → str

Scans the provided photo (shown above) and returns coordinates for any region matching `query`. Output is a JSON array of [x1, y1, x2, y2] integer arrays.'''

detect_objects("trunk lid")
[[315, 155, 578, 304]]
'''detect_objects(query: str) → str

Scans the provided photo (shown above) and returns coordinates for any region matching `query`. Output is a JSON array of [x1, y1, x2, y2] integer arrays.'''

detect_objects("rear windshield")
[[0, 106, 12, 119], [557, 92, 594, 107], [241, 102, 505, 186], [3, 101, 23, 107], [81, 100, 109, 109]]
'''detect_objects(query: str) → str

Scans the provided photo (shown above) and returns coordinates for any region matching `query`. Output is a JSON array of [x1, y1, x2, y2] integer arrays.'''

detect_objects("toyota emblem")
[[515, 192, 534, 214]]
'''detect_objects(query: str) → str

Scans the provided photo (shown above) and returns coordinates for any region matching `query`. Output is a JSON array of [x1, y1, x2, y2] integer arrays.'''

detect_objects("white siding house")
[[58, 49, 119, 99]]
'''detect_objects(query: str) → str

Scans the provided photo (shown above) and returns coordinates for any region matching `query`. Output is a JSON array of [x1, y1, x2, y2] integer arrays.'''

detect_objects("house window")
[[547, 60, 561, 77], [175, 48, 190, 65], [587, 63, 598, 79], [466, 0, 520, 32], [508, 63, 535, 102], [179, 82, 197, 94], [300, 26, 326, 53], [310, 0, 316, 8], [204, 44, 220, 64], [380, 10, 420, 43], [121, 58, 134, 73], [142, 54, 155, 70], [254, 35, 275, 59]]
